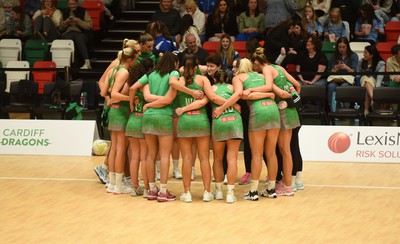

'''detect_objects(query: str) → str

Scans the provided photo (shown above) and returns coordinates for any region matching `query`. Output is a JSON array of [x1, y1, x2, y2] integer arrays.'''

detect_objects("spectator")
[[356, 45, 385, 114], [324, 7, 347, 42], [303, 5, 323, 38], [264, 18, 308, 68], [151, 0, 181, 37], [354, 4, 384, 45], [236, 0, 264, 41], [4, 6, 32, 42], [215, 33, 239, 76], [390, 0, 400, 21], [32, 0, 63, 42], [364, 0, 392, 24], [0, 7, 5, 36], [2, 0, 20, 19], [386, 43, 400, 88], [245, 36, 261, 59], [181, 0, 206, 43], [178, 33, 209, 65], [310, 0, 331, 25], [59, 0, 93, 69], [296, 36, 328, 86], [173, 0, 186, 14], [24, 0, 41, 18], [205, 0, 238, 42], [326, 37, 359, 112], [176, 14, 201, 52], [260, 0, 297, 33], [146, 20, 177, 54]]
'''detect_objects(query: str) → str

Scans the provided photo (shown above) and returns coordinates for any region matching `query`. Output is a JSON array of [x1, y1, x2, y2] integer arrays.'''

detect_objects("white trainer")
[[180, 192, 192, 203], [203, 191, 214, 202], [114, 185, 132, 195], [226, 192, 237, 203], [173, 168, 183, 179], [214, 189, 223, 200], [106, 184, 115, 193], [130, 185, 145, 197]]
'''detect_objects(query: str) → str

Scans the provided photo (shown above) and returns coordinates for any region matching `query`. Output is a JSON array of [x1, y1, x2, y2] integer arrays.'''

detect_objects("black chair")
[[33, 82, 65, 119], [328, 86, 366, 125], [366, 87, 400, 126], [298, 85, 328, 125], [1, 80, 38, 119], [65, 80, 103, 137]]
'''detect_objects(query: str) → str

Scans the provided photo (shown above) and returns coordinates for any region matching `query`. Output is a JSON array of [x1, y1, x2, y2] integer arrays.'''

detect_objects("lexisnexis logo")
[[328, 132, 351, 154], [0, 129, 51, 146]]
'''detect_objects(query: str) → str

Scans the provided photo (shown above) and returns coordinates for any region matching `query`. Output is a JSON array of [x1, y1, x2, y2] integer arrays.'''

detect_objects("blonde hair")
[[236, 58, 253, 74], [117, 47, 139, 63], [328, 8, 342, 27], [185, 0, 197, 8], [251, 47, 268, 65], [122, 38, 139, 49]]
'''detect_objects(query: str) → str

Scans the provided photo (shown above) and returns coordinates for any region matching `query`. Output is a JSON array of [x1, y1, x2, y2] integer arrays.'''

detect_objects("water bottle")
[[80, 92, 86, 108]]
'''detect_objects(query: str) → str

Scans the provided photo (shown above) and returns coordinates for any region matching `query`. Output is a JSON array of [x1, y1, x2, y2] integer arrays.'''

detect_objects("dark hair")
[[391, 44, 400, 55], [11, 6, 26, 32], [183, 54, 198, 86], [212, 0, 232, 27], [245, 37, 260, 59], [155, 52, 179, 76], [308, 35, 322, 52], [146, 20, 171, 40], [245, 0, 260, 17], [333, 36, 354, 61], [180, 14, 195, 37], [361, 45, 383, 71], [140, 57, 155, 73], [206, 54, 222, 67], [214, 69, 230, 84], [360, 4, 375, 25]]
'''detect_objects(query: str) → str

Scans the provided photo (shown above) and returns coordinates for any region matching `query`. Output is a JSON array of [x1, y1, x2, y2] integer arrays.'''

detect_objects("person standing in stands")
[[151, 0, 181, 37], [32, 0, 63, 42], [59, 0, 93, 69]]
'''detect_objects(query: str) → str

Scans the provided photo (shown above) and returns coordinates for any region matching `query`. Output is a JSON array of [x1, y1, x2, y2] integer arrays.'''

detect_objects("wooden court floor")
[[1, 154, 400, 243]]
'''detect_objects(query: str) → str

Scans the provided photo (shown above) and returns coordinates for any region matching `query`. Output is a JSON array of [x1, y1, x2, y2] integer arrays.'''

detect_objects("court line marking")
[[0, 177, 399, 189]]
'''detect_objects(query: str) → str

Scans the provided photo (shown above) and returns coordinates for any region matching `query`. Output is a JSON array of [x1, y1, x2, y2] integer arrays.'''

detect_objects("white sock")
[[156, 160, 160, 171], [292, 176, 296, 187], [109, 172, 116, 186], [115, 173, 123, 190], [215, 182, 222, 190], [173, 160, 179, 170], [250, 180, 259, 192], [268, 181, 276, 190], [160, 183, 167, 194], [296, 172, 303, 184], [149, 182, 157, 191], [227, 185, 234, 193]]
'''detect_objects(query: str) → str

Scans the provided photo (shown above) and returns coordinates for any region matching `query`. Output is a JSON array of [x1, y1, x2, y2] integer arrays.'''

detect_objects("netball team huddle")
[[97, 38, 303, 204]]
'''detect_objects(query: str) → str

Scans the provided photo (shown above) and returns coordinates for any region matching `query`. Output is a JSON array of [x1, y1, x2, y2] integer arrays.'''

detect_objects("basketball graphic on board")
[[328, 132, 351, 154]]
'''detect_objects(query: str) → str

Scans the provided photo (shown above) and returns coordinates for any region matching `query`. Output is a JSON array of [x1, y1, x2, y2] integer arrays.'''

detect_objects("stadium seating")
[[82, 0, 105, 31], [385, 21, 400, 42], [376, 41, 396, 61]]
